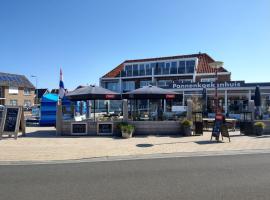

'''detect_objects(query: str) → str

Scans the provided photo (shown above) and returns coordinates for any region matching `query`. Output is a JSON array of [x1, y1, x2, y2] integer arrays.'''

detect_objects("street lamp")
[[31, 75, 38, 105], [209, 61, 224, 115]]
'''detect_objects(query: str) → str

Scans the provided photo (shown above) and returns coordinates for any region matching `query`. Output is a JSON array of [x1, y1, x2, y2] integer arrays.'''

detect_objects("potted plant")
[[254, 122, 265, 136], [181, 120, 192, 136], [118, 122, 135, 138]]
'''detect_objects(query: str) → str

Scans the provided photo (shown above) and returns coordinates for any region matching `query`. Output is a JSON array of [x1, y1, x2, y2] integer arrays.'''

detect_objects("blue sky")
[[0, 0, 269, 90]]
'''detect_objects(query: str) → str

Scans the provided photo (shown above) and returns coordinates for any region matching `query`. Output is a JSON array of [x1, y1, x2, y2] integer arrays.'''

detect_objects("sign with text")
[[105, 94, 116, 99], [97, 122, 113, 135], [165, 81, 245, 90], [71, 123, 87, 135], [0, 106, 23, 139]]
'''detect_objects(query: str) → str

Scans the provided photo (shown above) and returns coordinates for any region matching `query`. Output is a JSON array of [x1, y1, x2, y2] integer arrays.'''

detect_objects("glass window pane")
[[140, 80, 151, 87], [150, 63, 156, 75], [123, 81, 135, 91], [125, 65, 133, 77], [170, 62, 177, 74], [178, 61, 185, 74], [145, 64, 152, 75], [139, 64, 145, 76], [133, 64, 138, 76], [106, 82, 119, 92], [155, 62, 164, 75], [163, 63, 170, 74], [186, 60, 195, 73]]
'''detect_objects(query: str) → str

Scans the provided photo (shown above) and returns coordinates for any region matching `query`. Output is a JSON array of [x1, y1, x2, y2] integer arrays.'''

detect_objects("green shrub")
[[254, 122, 265, 129], [120, 124, 135, 133], [181, 120, 192, 127]]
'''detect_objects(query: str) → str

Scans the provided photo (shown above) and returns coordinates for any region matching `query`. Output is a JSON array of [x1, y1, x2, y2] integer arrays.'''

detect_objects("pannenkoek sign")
[[168, 81, 245, 89]]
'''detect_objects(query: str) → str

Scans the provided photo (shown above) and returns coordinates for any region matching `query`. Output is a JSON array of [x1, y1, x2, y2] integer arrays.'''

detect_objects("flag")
[[59, 68, 65, 99]]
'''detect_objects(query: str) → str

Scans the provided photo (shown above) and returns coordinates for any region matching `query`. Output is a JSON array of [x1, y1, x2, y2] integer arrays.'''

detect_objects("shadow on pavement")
[[195, 140, 224, 145], [136, 144, 154, 148]]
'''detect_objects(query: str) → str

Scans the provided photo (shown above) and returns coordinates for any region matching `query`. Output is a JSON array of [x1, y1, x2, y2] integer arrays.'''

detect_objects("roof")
[[41, 93, 59, 103], [102, 53, 229, 78], [35, 89, 49, 98], [0, 72, 35, 88], [51, 89, 68, 94]]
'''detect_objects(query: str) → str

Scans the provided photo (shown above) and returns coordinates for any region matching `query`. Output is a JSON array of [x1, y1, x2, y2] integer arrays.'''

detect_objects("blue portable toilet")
[[40, 93, 58, 126], [40, 93, 72, 126]]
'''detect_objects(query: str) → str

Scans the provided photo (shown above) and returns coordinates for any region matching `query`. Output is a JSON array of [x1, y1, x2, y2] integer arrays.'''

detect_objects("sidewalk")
[[0, 127, 270, 162]]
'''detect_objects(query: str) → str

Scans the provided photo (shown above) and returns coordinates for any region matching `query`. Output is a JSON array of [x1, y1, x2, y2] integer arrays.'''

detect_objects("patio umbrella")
[[66, 85, 121, 120], [254, 86, 262, 119], [122, 85, 182, 99], [66, 85, 121, 101]]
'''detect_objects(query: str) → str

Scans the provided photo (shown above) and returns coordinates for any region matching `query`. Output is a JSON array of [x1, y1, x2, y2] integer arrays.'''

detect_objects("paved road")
[[1, 153, 270, 200]]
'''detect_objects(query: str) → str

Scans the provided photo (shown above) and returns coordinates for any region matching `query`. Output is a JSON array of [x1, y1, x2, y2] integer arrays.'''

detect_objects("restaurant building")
[[100, 53, 270, 119], [0, 72, 35, 107]]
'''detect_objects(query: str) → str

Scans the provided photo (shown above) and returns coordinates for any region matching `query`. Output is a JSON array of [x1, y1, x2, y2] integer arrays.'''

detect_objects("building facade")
[[100, 53, 270, 119], [0, 72, 35, 107]]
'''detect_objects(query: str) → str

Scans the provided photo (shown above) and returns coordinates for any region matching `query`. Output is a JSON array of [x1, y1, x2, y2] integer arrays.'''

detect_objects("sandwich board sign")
[[0, 106, 25, 140]]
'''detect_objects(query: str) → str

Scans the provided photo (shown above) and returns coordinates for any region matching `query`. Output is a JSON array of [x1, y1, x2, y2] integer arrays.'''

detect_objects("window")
[[170, 62, 177, 74], [163, 63, 170, 75], [106, 82, 119, 92], [24, 88, 31, 95], [0, 87, 3, 97], [186, 60, 195, 73], [10, 99, 18, 106], [125, 65, 133, 77], [157, 80, 172, 87], [140, 80, 151, 87], [121, 70, 126, 77], [178, 61, 185, 74], [145, 64, 152, 75], [123, 81, 135, 91], [150, 63, 156, 75], [139, 64, 145, 76], [133, 64, 139, 76], [201, 78, 216, 82], [155, 62, 164, 75], [24, 100, 32, 107], [9, 86, 18, 94]]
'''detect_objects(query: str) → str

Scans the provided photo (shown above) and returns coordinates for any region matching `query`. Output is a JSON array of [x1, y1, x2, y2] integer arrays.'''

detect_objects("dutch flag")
[[59, 68, 65, 99]]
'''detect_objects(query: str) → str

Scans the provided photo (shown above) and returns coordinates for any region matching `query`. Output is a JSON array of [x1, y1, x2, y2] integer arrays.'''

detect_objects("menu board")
[[0, 106, 22, 139], [98, 123, 113, 135], [71, 123, 87, 135], [3, 107, 19, 132]]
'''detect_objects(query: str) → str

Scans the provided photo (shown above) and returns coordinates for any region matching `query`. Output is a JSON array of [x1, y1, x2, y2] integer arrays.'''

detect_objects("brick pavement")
[[0, 127, 270, 162]]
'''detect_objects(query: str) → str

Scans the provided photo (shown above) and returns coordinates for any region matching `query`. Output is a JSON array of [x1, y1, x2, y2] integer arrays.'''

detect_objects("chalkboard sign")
[[71, 123, 87, 135], [221, 124, 231, 142], [97, 123, 113, 135], [4, 108, 19, 132], [0, 106, 22, 139]]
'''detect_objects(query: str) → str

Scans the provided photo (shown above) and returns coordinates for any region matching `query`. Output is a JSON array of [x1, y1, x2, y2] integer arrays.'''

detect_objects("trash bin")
[[192, 112, 203, 135]]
